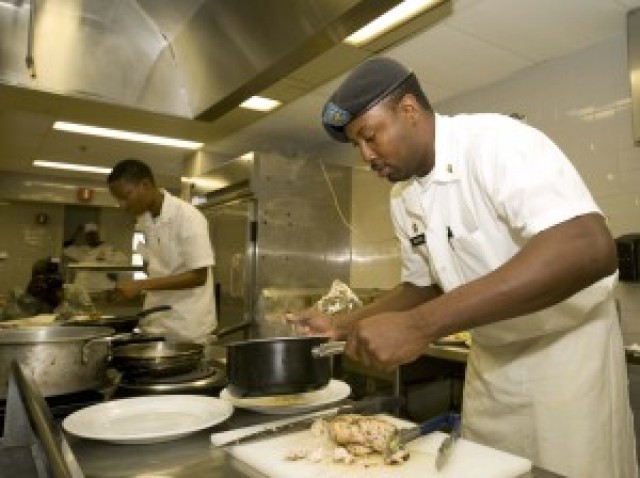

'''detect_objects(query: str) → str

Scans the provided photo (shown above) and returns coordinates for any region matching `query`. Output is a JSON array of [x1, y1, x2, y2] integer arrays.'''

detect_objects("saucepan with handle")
[[225, 337, 346, 398]]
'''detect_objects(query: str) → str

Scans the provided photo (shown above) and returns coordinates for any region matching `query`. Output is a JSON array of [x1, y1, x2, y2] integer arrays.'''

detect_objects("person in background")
[[106, 158, 216, 344], [63, 222, 128, 295], [290, 57, 637, 477], [0, 257, 63, 320]]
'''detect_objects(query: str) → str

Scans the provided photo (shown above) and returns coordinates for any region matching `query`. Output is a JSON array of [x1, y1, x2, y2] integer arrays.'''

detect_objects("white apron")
[[389, 114, 638, 477], [463, 298, 637, 478]]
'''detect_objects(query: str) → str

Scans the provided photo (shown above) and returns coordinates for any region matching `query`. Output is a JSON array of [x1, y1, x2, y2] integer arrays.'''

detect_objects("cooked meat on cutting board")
[[285, 414, 410, 466]]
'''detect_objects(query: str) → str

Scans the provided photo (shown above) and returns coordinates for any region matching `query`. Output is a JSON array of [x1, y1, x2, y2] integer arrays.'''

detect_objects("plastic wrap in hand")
[[315, 280, 362, 315]]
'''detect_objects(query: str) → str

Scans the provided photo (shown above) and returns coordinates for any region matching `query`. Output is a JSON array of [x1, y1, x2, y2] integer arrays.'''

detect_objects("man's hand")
[[285, 308, 337, 339], [346, 310, 431, 372]]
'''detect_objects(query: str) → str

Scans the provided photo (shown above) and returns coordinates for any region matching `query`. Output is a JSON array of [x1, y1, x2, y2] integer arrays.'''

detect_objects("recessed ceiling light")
[[344, 0, 442, 47], [33, 160, 112, 174], [53, 121, 203, 150], [240, 96, 281, 112]]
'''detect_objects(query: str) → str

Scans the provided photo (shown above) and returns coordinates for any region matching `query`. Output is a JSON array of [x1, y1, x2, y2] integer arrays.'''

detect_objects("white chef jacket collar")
[[415, 113, 460, 189], [142, 189, 176, 225]]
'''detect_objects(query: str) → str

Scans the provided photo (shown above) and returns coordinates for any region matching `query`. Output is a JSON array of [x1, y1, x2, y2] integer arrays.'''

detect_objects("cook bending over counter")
[[107, 158, 216, 344], [289, 57, 637, 478]]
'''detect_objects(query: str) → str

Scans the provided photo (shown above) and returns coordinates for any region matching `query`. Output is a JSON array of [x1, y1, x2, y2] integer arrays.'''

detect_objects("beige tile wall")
[[350, 33, 640, 343]]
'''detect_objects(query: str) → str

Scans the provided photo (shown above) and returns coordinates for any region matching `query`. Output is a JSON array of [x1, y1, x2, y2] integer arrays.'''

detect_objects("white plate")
[[219, 379, 350, 415], [62, 395, 233, 444]]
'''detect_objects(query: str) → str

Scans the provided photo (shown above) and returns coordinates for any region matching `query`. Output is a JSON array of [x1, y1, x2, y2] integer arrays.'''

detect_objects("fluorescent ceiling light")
[[344, 0, 441, 46], [240, 96, 281, 112], [33, 160, 112, 175], [53, 121, 203, 150]]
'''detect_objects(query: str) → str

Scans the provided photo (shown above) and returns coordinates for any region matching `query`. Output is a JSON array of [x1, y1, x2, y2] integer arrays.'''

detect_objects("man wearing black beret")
[[293, 57, 637, 477]]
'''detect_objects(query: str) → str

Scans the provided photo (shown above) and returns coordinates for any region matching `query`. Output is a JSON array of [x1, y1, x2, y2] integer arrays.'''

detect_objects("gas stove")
[[113, 361, 227, 397]]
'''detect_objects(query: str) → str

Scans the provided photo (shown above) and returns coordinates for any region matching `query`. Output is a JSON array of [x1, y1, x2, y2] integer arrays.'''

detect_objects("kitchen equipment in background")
[[225, 336, 333, 397], [616, 234, 640, 282], [110, 341, 204, 378], [115, 361, 226, 397], [63, 304, 171, 332], [0, 325, 115, 398], [198, 153, 352, 340]]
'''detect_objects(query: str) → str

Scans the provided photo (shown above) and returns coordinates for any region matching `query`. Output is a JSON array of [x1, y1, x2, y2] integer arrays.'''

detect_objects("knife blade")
[[211, 395, 403, 447], [435, 417, 461, 470]]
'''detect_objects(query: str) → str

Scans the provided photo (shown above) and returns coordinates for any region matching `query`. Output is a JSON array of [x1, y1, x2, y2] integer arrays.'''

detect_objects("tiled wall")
[[351, 33, 640, 343]]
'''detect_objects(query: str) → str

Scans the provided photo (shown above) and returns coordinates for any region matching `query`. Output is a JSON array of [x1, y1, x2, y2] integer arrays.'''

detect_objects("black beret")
[[321, 57, 416, 142]]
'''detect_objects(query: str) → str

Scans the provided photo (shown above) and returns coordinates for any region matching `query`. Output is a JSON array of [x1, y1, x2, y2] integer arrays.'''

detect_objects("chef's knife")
[[211, 395, 403, 447], [385, 412, 460, 465]]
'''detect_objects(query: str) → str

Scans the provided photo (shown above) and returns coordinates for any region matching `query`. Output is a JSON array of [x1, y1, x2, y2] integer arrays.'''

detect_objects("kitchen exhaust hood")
[[629, 7, 640, 145], [0, 0, 401, 121]]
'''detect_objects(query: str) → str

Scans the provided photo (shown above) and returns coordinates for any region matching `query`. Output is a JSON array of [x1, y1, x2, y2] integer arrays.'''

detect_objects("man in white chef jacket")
[[293, 57, 637, 477], [107, 158, 216, 344], [63, 222, 129, 294]]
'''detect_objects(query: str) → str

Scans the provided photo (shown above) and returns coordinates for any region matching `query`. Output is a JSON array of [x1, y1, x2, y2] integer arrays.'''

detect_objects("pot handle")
[[311, 340, 346, 358], [81, 333, 164, 363]]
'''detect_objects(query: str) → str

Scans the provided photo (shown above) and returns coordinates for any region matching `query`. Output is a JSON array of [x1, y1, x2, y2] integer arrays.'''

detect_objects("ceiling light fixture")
[[240, 96, 281, 112], [33, 160, 112, 174], [53, 121, 203, 150], [344, 0, 442, 47]]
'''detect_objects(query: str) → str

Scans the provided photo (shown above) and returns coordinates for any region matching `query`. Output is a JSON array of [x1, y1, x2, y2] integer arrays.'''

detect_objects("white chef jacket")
[[390, 113, 637, 477], [135, 190, 216, 343]]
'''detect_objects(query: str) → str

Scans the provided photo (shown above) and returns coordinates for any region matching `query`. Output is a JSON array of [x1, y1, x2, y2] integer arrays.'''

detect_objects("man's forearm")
[[334, 282, 441, 337]]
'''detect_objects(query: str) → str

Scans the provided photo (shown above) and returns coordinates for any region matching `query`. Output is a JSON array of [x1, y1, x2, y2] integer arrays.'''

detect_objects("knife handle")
[[417, 412, 461, 435]]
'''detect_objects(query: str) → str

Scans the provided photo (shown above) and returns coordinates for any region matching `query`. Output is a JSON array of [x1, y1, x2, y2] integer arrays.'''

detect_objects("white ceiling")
[[1, 0, 639, 188]]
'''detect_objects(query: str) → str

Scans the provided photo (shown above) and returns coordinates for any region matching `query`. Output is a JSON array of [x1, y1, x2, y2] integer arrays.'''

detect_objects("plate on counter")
[[62, 395, 233, 444], [219, 379, 350, 415]]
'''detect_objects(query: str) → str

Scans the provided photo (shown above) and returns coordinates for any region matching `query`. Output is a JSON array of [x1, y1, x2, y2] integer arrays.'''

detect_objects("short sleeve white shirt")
[[135, 190, 216, 342], [390, 113, 615, 345]]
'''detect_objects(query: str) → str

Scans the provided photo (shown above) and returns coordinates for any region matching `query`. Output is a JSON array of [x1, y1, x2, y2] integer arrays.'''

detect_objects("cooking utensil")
[[64, 305, 171, 333], [384, 411, 461, 464], [110, 341, 204, 378], [0, 325, 115, 398], [435, 417, 461, 470], [225, 336, 334, 397], [311, 340, 345, 358], [211, 395, 403, 447]]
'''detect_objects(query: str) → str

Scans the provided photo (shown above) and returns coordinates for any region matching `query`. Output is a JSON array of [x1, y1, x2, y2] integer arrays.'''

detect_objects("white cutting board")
[[227, 415, 532, 478]]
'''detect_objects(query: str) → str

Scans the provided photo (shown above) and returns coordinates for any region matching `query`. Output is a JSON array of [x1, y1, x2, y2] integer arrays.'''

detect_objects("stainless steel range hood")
[[629, 8, 640, 145], [0, 0, 400, 121]]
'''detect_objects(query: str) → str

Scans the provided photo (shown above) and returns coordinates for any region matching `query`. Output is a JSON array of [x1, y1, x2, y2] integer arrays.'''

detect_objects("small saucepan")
[[225, 336, 346, 398]]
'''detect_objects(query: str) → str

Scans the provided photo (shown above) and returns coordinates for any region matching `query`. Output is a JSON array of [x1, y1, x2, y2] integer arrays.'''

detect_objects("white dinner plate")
[[62, 395, 233, 444], [219, 379, 351, 415]]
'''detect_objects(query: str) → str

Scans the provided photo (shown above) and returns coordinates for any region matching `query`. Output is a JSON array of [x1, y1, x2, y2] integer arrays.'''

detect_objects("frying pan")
[[110, 341, 204, 378], [64, 305, 171, 333]]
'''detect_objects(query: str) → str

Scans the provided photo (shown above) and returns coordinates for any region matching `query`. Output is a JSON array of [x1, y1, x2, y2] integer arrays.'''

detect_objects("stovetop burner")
[[115, 361, 226, 396]]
